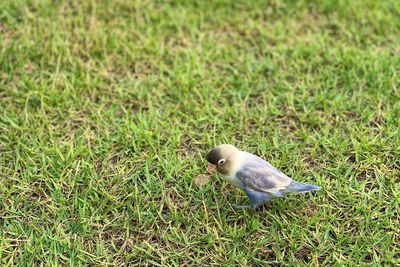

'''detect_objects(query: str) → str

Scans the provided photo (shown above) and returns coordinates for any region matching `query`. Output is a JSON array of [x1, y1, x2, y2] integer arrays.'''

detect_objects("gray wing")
[[236, 153, 292, 193]]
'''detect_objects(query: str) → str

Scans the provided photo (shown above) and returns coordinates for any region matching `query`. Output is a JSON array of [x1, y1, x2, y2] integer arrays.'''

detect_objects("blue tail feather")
[[285, 181, 321, 193]]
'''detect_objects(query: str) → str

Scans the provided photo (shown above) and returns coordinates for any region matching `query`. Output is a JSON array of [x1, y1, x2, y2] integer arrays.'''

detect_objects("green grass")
[[1, 0, 400, 265]]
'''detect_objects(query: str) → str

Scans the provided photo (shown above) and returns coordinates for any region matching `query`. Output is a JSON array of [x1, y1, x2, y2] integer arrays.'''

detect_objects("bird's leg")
[[232, 191, 274, 210], [232, 204, 253, 209], [245, 190, 273, 209]]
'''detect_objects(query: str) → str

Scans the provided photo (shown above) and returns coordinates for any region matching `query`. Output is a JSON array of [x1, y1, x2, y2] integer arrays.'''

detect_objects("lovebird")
[[206, 144, 321, 209]]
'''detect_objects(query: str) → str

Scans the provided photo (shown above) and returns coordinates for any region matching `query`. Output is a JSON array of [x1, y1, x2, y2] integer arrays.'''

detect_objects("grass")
[[1, 0, 400, 265]]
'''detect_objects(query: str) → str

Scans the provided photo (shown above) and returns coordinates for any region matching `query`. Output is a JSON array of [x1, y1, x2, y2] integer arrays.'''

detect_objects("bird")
[[206, 144, 321, 209]]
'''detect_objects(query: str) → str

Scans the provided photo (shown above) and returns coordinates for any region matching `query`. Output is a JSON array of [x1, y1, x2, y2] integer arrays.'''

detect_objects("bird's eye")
[[218, 159, 226, 165]]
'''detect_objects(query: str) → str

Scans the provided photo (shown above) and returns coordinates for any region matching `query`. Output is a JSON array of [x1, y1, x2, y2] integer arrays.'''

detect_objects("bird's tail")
[[285, 181, 321, 193]]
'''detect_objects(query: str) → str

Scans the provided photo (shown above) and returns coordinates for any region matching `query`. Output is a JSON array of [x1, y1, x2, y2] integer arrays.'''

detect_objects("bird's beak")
[[207, 162, 216, 173]]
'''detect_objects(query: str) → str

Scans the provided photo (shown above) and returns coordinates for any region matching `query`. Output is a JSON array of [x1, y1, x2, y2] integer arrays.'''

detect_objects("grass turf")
[[1, 0, 400, 265]]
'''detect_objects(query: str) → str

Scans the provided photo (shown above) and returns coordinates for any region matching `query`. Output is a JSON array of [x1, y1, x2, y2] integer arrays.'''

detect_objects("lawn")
[[1, 0, 399, 265]]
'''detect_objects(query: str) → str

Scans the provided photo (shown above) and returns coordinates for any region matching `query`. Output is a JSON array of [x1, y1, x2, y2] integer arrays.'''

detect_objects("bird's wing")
[[236, 154, 292, 193]]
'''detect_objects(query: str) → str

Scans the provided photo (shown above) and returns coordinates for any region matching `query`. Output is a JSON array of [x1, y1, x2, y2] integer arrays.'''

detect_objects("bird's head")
[[206, 144, 240, 175]]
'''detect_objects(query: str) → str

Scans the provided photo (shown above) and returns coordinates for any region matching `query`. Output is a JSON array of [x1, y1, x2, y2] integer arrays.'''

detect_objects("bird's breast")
[[221, 173, 243, 189]]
